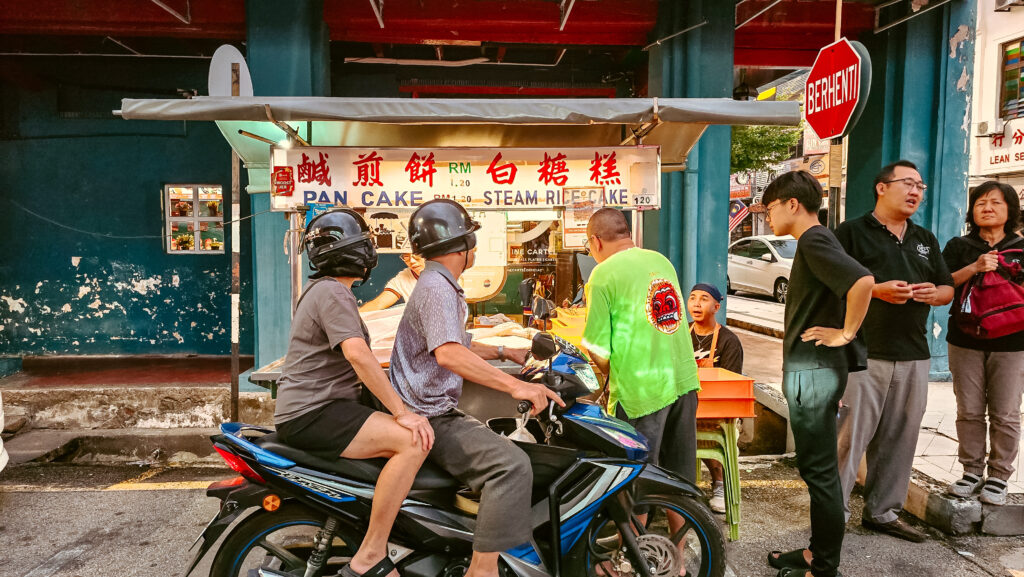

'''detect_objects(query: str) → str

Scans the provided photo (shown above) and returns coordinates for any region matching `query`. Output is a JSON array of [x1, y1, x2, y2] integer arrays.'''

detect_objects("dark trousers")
[[427, 410, 533, 552], [783, 367, 848, 577], [616, 390, 698, 483]]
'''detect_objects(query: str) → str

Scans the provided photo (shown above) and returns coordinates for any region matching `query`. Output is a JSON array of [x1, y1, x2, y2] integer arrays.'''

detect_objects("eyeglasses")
[[764, 200, 781, 223], [882, 178, 928, 192], [583, 234, 600, 255]]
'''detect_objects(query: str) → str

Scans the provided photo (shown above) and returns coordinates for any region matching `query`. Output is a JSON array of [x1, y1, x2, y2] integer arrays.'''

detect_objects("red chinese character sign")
[[804, 38, 872, 141], [269, 146, 661, 212]]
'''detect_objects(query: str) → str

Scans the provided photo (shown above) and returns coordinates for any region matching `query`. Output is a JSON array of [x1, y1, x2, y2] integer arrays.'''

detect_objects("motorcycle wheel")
[[209, 503, 355, 577], [584, 495, 726, 577]]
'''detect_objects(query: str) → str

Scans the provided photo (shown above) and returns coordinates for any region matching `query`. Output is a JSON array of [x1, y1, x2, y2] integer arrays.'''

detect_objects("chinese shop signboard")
[[976, 119, 1024, 176], [269, 146, 660, 212]]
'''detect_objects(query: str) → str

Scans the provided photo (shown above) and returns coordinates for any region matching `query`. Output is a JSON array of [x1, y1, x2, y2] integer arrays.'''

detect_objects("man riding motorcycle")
[[274, 208, 434, 577], [388, 199, 564, 577]]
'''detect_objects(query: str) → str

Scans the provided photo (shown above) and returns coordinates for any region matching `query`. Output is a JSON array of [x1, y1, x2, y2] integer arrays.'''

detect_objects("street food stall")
[[119, 95, 795, 540], [117, 95, 797, 409], [122, 100, 796, 359]]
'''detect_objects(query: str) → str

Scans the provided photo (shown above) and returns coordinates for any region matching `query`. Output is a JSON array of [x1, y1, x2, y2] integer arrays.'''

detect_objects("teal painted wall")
[[647, 0, 733, 319], [245, 0, 331, 369], [0, 57, 254, 356], [847, 0, 976, 379]]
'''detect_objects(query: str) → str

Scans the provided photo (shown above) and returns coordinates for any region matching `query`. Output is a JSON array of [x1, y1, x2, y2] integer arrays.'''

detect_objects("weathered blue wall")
[[0, 57, 254, 356], [647, 0, 734, 320], [847, 0, 976, 379]]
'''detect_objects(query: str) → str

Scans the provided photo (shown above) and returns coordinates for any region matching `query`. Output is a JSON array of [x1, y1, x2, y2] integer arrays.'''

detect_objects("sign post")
[[804, 37, 871, 229]]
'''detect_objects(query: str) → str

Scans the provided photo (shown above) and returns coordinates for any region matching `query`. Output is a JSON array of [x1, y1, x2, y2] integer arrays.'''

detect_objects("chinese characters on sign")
[[983, 123, 1024, 172], [270, 146, 661, 212]]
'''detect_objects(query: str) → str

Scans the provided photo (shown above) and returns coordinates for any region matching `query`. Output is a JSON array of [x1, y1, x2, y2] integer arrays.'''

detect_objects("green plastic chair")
[[695, 418, 741, 541]]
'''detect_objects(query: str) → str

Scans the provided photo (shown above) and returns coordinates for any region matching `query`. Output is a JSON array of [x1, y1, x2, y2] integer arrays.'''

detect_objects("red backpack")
[[955, 248, 1024, 339]]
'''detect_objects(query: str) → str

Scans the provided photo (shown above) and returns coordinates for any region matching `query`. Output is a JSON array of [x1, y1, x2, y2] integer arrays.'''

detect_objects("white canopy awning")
[[116, 96, 800, 181]]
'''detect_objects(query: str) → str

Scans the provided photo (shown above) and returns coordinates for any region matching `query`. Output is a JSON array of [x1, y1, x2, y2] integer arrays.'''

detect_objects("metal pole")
[[230, 63, 240, 422], [289, 212, 303, 314], [827, 0, 843, 230]]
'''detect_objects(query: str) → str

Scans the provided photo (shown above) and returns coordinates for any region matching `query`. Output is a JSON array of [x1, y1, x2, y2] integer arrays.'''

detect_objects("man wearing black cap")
[[687, 282, 743, 513]]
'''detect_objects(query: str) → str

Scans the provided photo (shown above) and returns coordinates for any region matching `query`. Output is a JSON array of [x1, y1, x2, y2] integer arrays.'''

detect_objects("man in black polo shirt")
[[835, 160, 954, 542], [761, 171, 873, 577]]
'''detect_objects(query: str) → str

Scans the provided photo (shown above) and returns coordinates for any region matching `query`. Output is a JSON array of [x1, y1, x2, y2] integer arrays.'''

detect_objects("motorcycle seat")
[[254, 433, 460, 490]]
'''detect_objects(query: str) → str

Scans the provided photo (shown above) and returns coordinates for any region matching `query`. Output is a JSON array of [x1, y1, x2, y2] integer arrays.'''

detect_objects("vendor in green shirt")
[[582, 207, 701, 482]]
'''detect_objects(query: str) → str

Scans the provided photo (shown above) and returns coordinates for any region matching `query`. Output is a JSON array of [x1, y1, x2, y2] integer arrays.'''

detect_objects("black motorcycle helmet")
[[303, 208, 378, 284], [408, 199, 481, 259]]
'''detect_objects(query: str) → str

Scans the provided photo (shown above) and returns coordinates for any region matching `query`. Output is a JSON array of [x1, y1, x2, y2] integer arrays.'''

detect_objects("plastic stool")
[[696, 418, 741, 541]]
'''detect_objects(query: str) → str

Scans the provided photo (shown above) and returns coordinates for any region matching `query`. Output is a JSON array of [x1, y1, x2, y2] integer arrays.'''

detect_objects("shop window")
[[1001, 37, 1024, 121], [165, 185, 225, 254]]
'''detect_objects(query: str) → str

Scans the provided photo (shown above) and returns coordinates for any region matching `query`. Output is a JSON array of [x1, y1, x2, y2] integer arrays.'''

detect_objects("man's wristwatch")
[[497, 345, 506, 362]]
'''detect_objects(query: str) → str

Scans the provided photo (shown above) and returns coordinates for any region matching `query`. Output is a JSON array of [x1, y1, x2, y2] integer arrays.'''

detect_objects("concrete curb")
[[4, 387, 274, 430], [905, 470, 1024, 536], [6, 428, 222, 466], [726, 317, 785, 339]]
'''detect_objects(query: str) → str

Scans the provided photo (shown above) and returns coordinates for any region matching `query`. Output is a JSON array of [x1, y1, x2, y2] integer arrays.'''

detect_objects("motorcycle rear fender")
[[182, 481, 273, 577], [632, 463, 705, 501]]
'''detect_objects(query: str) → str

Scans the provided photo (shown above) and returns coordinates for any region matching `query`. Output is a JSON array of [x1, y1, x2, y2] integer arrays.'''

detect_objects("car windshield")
[[769, 239, 797, 259]]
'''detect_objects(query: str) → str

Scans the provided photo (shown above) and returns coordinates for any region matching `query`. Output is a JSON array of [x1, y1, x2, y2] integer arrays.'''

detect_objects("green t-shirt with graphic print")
[[583, 247, 700, 419]]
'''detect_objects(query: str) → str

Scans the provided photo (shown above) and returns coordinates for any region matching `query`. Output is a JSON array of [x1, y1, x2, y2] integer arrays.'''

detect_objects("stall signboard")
[[270, 146, 660, 212]]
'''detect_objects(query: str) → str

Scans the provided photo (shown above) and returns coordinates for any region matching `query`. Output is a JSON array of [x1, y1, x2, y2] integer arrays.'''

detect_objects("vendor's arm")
[[434, 342, 562, 415], [341, 337, 433, 450], [359, 289, 400, 312]]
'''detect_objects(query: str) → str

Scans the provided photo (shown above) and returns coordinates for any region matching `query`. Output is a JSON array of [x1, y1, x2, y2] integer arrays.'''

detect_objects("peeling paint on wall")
[[2, 296, 27, 314], [0, 258, 253, 355], [71, 256, 81, 268], [949, 25, 969, 59]]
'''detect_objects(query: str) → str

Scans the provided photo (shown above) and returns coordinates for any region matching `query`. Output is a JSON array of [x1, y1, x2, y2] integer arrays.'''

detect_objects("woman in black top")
[[941, 181, 1024, 506]]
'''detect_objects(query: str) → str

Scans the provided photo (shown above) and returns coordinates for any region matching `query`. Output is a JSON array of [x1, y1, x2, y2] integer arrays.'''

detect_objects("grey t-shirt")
[[274, 278, 371, 424], [389, 261, 473, 417]]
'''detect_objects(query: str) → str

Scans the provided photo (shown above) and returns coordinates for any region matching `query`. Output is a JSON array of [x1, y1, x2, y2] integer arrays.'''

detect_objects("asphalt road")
[[0, 459, 1021, 577]]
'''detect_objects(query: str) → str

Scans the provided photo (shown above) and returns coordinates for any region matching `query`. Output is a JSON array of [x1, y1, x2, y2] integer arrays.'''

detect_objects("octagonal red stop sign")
[[804, 38, 864, 141]]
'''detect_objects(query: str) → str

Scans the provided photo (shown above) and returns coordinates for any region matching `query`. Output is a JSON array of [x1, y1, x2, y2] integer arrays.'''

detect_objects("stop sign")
[[804, 38, 871, 140]]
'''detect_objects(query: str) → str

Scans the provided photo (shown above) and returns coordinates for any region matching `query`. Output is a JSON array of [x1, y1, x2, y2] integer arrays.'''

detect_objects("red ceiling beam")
[[325, 0, 657, 46], [399, 84, 617, 98], [0, 0, 245, 39]]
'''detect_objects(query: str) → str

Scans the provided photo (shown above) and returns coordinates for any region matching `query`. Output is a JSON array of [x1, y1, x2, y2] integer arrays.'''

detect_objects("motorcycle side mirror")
[[532, 296, 553, 321], [531, 332, 559, 361]]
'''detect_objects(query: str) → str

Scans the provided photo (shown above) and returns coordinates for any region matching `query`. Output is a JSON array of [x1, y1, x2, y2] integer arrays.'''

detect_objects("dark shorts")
[[615, 390, 698, 483], [276, 399, 376, 460]]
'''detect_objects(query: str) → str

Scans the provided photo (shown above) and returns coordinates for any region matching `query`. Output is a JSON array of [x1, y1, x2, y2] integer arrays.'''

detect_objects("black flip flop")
[[768, 549, 810, 570], [338, 556, 395, 577], [777, 569, 843, 577]]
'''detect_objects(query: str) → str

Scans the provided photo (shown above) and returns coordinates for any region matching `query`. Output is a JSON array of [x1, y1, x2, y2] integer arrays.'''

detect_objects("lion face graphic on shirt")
[[646, 278, 681, 334]]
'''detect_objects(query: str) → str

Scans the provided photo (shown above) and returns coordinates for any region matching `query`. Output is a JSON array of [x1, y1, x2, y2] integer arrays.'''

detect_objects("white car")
[[727, 235, 797, 303]]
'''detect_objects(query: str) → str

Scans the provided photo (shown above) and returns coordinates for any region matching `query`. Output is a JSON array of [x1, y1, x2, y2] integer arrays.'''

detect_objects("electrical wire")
[[5, 198, 274, 241]]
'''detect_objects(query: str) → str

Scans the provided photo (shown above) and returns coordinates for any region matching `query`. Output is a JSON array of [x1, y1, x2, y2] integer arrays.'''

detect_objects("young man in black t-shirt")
[[760, 171, 874, 577]]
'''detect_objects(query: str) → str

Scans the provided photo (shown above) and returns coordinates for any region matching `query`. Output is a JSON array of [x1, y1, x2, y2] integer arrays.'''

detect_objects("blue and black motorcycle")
[[186, 329, 726, 577]]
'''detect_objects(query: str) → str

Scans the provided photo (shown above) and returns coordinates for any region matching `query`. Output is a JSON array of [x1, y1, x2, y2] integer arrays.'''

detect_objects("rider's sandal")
[[767, 549, 810, 570], [338, 556, 395, 577], [946, 472, 983, 498]]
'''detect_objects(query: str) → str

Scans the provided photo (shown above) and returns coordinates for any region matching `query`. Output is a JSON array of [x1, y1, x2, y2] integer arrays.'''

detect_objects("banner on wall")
[[270, 146, 660, 212]]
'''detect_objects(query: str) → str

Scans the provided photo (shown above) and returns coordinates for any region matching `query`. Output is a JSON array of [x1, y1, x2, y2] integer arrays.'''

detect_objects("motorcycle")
[[186, 319, 725, 577]]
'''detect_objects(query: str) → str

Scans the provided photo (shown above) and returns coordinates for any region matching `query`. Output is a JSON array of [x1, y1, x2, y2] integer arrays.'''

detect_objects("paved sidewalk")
[[727, 299, 1024, 533]]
